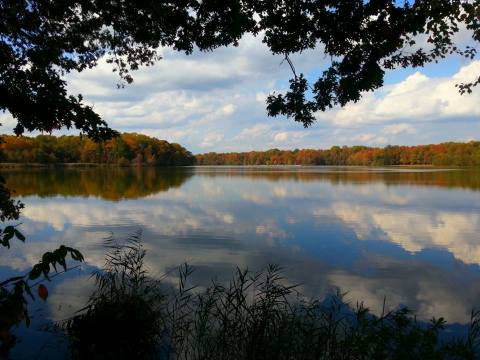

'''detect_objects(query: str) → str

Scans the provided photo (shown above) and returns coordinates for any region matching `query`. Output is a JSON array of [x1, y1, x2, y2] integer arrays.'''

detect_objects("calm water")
[[2, 166, 480, 356]]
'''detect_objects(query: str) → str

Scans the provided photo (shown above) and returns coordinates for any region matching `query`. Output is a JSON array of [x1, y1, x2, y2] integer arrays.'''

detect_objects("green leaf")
[[28, 265, 42, 280], [4, 225, 14, 234], [70, 249, 84, 262], [3, 231, 14, 243], [58, 245, 67, 258], [58, 258, 67, 272], [14, 229, 25, 241]]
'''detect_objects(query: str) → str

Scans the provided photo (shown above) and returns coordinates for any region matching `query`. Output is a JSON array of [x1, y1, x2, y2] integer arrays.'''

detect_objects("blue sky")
[[1, 33, 480, 154]]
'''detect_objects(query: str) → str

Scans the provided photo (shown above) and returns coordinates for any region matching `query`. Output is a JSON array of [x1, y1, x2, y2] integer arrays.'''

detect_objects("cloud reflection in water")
[[1, 166, 480, 324]]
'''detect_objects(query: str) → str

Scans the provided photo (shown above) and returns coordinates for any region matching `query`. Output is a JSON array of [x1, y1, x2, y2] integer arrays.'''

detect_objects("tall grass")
[[64, 232, 164, 359], [63, 233, 480, 360]]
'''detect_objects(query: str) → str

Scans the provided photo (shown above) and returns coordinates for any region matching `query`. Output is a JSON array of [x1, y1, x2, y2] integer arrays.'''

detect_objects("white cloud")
[[353, 133, 375, 142], [382, 123, 417, 135], [200, 132, 224, 148], [273, 132, 289, 142], [236, 124, 272, 140], [330, 61, 480, 127], [271, 130, 308, 147], [352, 133, 388, 145], [222, 103, 236, 115]]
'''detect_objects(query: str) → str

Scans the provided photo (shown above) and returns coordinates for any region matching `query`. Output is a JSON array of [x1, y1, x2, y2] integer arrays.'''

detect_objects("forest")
[[0, 133, 195, 166], [2, 136, 480, 167], [196, 142, 480, 166]]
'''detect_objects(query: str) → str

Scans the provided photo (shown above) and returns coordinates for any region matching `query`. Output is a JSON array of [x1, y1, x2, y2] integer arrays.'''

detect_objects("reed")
[[63, 233, 480, 360]]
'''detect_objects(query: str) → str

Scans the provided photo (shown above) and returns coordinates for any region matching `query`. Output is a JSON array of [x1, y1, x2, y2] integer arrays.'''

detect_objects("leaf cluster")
[[1, 1, 480, 137], [0, 224, 24, 249], [0, 175, 23, 223], [0, 245, 84, 355]]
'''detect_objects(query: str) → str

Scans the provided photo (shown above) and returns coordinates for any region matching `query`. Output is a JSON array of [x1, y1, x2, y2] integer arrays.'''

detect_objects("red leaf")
[[38, 284, 48, 301]]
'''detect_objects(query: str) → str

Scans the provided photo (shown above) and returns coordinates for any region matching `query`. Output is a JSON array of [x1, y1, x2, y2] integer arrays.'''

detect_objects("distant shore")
[[0, 163, 469, 169], [0, 163, 188, 168], [0, 162, 111, 168]]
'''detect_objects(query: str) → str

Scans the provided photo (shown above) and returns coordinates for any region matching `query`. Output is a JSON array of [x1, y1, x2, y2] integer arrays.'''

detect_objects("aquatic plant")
[[64, 232, 163, 359], [63, 233, 480, 360]]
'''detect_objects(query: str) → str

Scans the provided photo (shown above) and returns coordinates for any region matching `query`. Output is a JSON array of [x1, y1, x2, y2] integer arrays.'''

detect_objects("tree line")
[[196, 142, 480, 167], [2, 136, 480, 167], [0, 133, 195, 166]]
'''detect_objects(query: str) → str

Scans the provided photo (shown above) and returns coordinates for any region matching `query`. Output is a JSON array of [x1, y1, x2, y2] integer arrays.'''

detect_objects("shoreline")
[[0, 162, 115, 168], [0, 163, 194, 168], [0, 163, 474, 169]]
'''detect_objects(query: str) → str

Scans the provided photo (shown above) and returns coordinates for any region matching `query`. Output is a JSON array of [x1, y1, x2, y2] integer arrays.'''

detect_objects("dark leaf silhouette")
[[1, 1, 480, 135]]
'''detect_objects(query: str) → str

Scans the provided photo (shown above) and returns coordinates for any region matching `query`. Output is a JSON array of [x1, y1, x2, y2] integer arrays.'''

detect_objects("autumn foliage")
[[196, 142, 480, 167], [0, 133, 195, 166], [2, 136, 480, 167]]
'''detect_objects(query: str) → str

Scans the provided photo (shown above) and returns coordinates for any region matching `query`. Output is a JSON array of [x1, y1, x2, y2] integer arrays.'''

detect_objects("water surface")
[[2, 166, 480, 356]]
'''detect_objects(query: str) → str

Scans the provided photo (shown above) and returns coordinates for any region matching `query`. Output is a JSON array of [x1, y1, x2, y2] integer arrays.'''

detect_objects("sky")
[[2, 33, 480, 154]]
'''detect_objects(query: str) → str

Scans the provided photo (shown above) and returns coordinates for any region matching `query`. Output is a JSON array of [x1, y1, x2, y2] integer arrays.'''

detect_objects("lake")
[[2, 166, 480, 357]]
